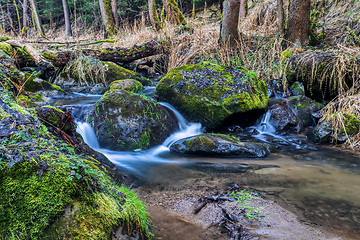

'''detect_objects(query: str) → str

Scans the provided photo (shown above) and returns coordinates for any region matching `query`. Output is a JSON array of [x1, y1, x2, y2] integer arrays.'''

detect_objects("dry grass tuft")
[[320, 93, 360, 148], [64, 54, 106, 86], [286, 49, 360, 98]]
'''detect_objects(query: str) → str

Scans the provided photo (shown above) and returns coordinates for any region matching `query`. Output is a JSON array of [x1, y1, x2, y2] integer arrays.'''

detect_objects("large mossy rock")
[[170, 133, 277, 157], [110, 79, 144, 93], [308, 113, 360, 144], [91, 89, 178, 151], [155, 62, 268, 129], [0, 62, 152, 239], [20, 71, 63, 92]]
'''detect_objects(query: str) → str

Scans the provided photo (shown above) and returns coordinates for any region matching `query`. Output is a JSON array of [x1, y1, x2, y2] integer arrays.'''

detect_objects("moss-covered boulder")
[[20, 71, 63, 92], [110, 79, 144, 93], [91, 89, 178, 151], [0, 49, 21, 92], [308, 113, 360, 144], [0, 64, 152, 239], [55, 55, 149, 92], [170, 133, 277, 157], [155, 62, 268, 129]]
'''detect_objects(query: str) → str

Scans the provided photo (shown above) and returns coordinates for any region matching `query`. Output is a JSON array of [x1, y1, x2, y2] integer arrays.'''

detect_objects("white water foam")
[[75, 103, 202, 175]]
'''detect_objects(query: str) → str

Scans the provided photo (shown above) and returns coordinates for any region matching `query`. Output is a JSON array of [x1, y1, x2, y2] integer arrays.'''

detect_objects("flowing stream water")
[[59, 91, 360, 239]]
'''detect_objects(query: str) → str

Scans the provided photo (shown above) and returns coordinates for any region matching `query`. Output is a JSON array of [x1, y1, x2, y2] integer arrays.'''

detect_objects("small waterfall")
[[255, 111, 276, 134], [250, 110, 295, 146], [75, 102, 202, 175], [76, 121, 100, 149], [159, 102, 188, 130]]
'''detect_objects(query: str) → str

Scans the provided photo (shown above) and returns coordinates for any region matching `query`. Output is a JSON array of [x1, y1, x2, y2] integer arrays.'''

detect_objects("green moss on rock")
[[91, 89, 178, 151], [155, 62, 268, 128], [110, 79, 144, 93], [20, 71, 63, 92], [342, 113, 360, 135]]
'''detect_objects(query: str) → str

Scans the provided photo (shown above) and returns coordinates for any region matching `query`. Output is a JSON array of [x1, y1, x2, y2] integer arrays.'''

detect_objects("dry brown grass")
[[320, 93, 360, 148]]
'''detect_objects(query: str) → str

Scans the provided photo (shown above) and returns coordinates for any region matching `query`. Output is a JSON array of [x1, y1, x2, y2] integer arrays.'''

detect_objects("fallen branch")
[[41, 40, 163, 66], [69, 39, 116, 48], [6, 40, 56, 76]]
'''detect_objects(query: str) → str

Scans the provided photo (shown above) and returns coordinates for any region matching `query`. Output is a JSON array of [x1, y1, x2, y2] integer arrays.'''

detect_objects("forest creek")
[[0, 0, 360, 239]]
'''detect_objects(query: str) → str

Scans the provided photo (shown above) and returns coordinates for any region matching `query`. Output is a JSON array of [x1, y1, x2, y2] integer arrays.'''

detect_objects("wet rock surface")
[[90, 89, 178, 151], [170, 133, 278, 157], [268, 95, 323, 132]]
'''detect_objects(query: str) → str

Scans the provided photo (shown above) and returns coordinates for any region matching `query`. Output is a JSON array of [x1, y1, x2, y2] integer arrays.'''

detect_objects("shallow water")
[[67, 93, 360, 238]]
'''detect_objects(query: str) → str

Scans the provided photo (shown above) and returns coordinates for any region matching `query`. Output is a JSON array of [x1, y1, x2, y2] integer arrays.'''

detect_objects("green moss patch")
[[155, 62, 268, 128]]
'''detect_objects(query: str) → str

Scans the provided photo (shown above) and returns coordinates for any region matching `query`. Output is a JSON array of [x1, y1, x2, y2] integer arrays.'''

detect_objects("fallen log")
[[6, 40, 56, 76], [41, 40, 163, 67]]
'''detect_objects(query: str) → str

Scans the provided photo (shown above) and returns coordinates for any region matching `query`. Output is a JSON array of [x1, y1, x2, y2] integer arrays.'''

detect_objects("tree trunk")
[[221, 0, 240, 45], [98, 0, 116, 37], [29, 0, 45, 37], [22, 0, 28, 37], [162, 0, 187, 25], [6, 0, 15, 35], [62, 0, 72, 37], [149, 0, 160, 30], [111, 0, 119, 29], [287, 0, 311, 48], [277, 0, 285, 35], [239, 0, 248, 19], [13, 0, 21, 33]]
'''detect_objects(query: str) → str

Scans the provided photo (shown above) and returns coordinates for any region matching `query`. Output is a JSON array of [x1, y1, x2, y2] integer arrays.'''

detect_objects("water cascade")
[[76, 102, 202, 176]]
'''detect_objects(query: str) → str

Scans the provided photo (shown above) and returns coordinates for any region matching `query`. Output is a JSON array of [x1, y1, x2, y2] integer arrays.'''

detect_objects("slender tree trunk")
[[277, 0, 285, 35], [287, 0, 311, 48], [13, 0, 21, 33], [162, 0, 187, 25], [6, 0, 15, 35], [221, 0, 240, 45], [22, 0, 28, 37], [149, 0, 160, 30], [111, 0, 119, 29], [29, 0, 45, 36], [62, 0, 72, 37], [239, 0, 248, 19], [98, 0, 116, 37]]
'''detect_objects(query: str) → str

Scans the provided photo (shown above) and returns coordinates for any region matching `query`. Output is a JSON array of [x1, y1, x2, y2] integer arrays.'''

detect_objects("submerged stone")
[[170, 133, 278, 157], [155, 62, 268, 129], [91, 89, 178, 151], [110, 79, 144, 93]]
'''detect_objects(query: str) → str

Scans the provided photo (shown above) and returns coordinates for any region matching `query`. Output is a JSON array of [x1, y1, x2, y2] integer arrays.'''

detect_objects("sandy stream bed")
[[135, 185, 344, 240]]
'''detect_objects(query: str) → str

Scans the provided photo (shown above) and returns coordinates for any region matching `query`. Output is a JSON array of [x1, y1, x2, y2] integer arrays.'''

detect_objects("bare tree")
[[239, 0, 248, 19], [221, 0, 240, 45], [22, 0, 28, 37], [111, 0, 119, 29], [161, 0, 187, 25], [29, 0, 45, 36], [62, 0, 72, 37], [98, 0, 116, 37], [287, 0, 311, 47], [277, 0, 285, 35], [149, 0, 160, 30]]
